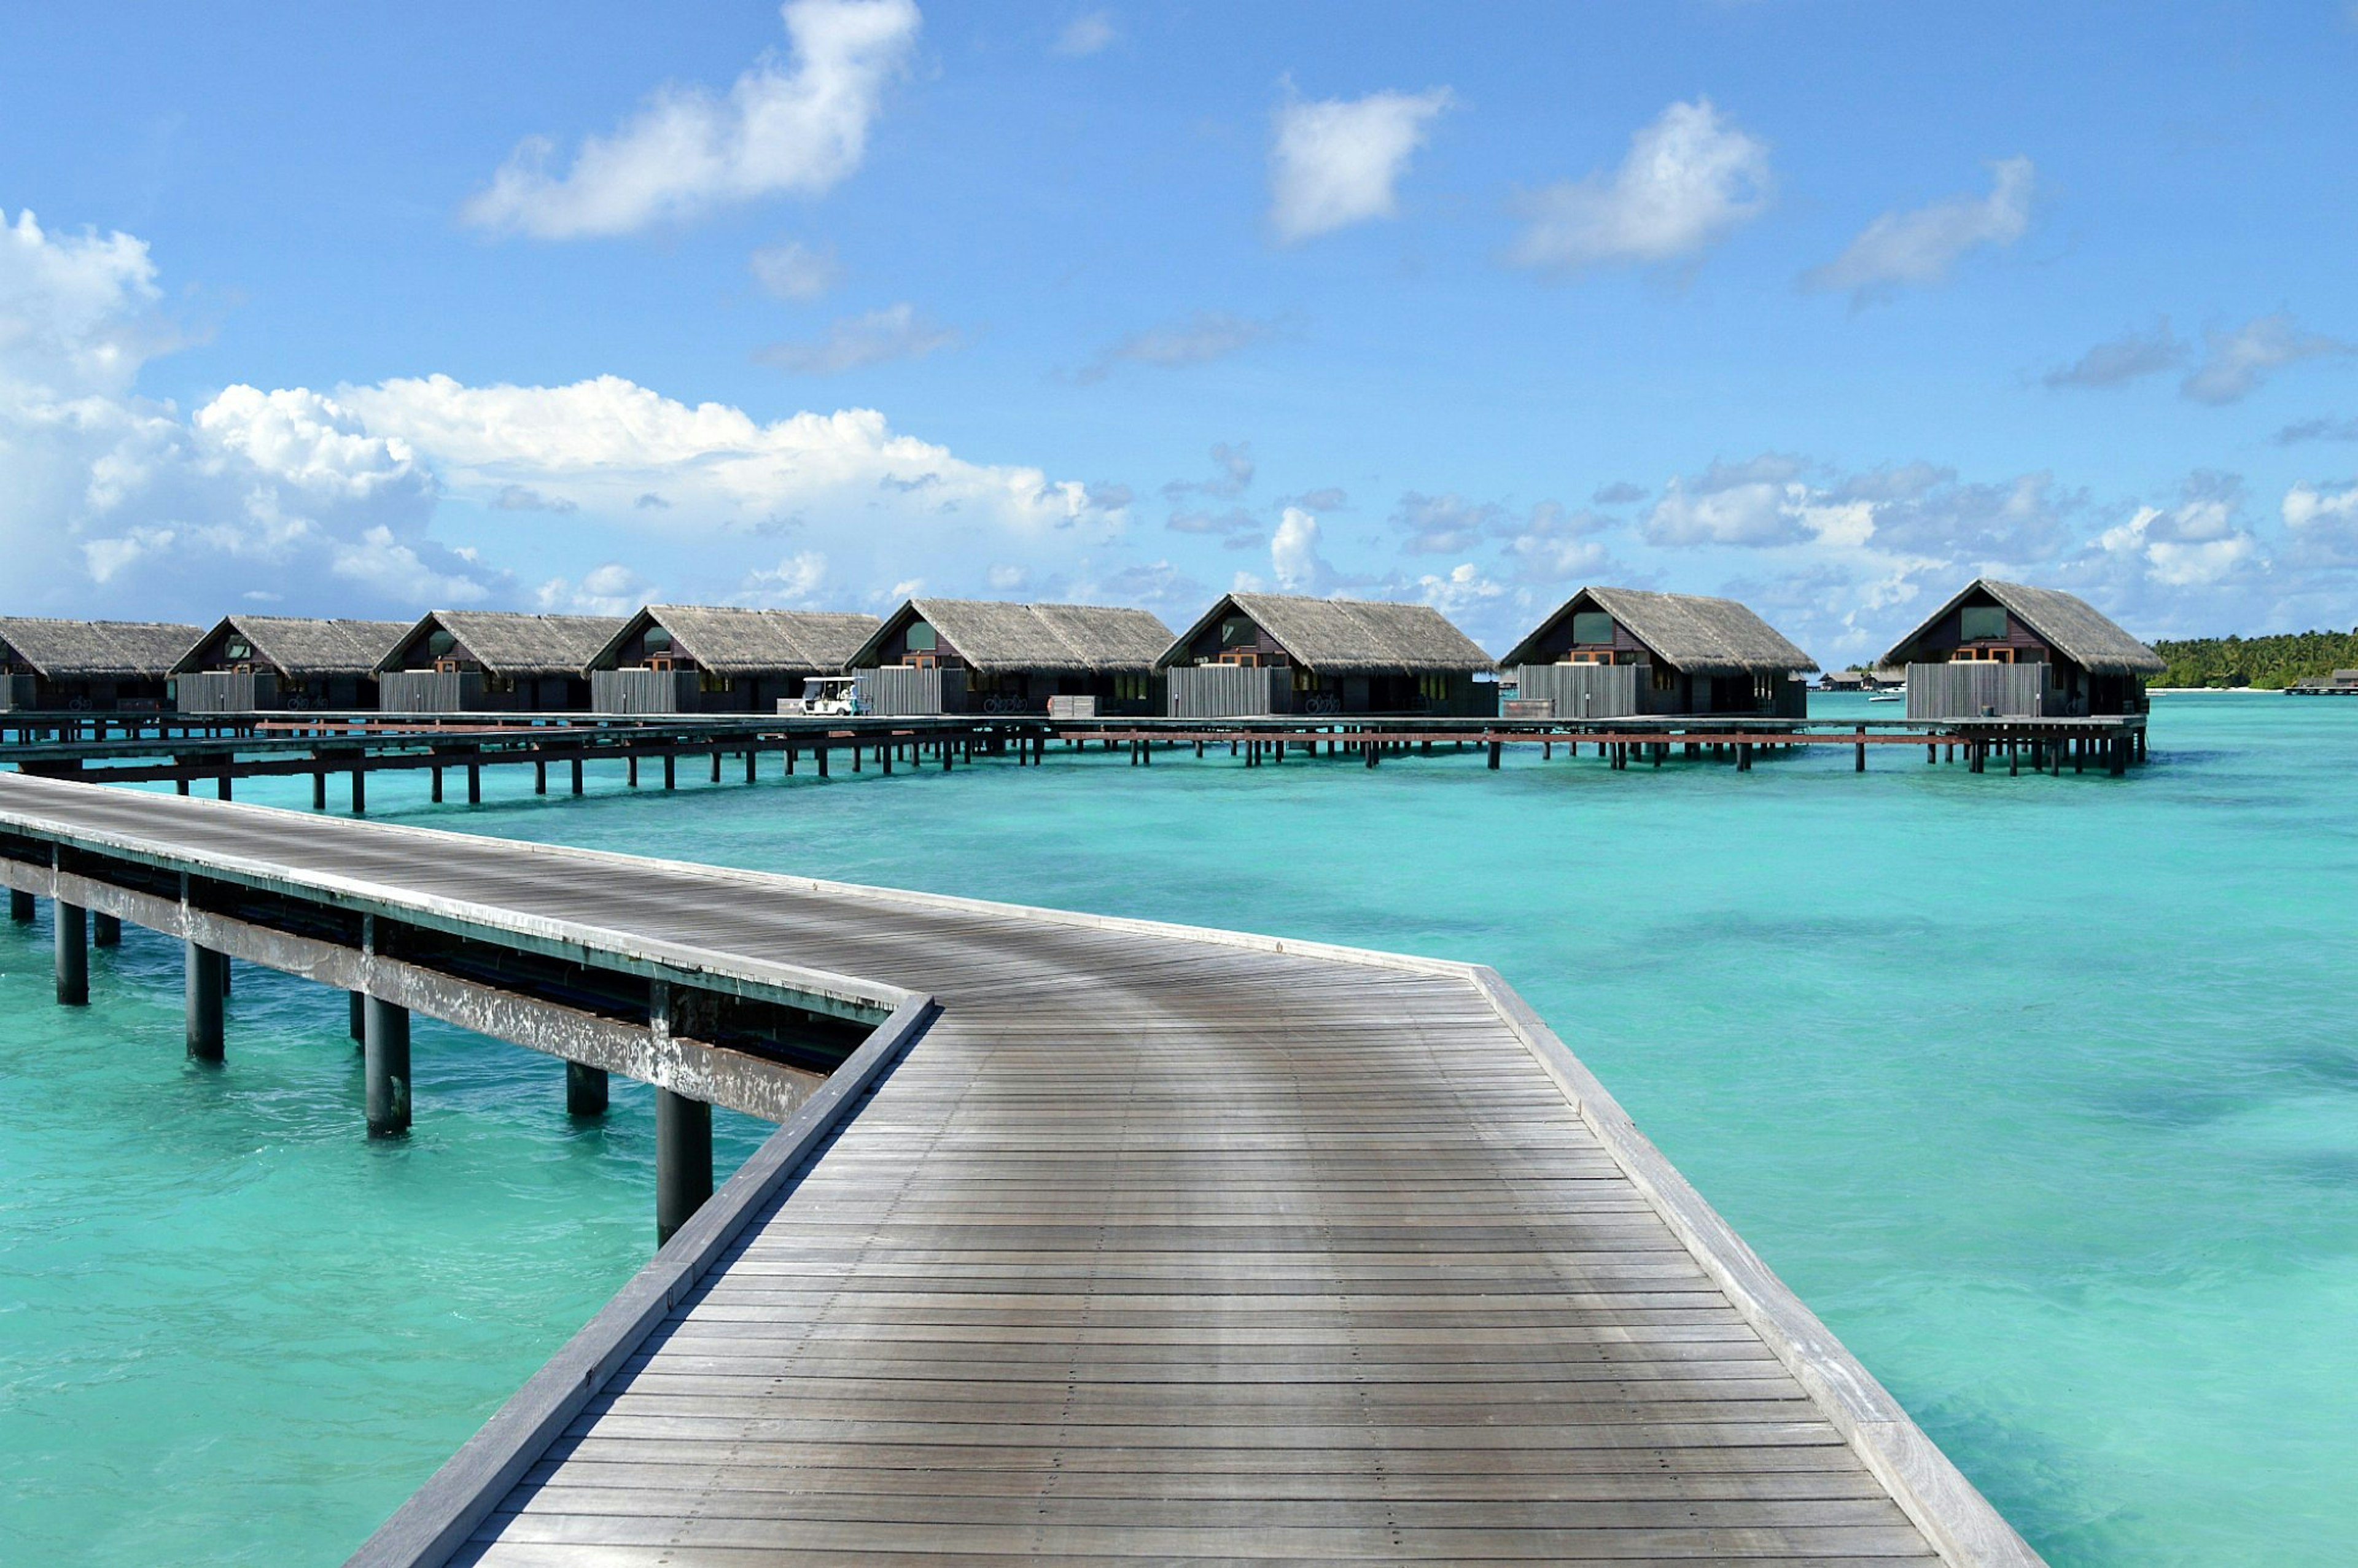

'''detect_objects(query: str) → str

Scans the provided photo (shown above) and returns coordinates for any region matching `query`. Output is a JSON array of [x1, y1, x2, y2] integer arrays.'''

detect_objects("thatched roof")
[[1877, 579, 2163, 676], [172, 615, 410, 677], [589, 605, 880, 677], [850, 599, 1175, 675], [0, 618, 204, 679], [1158, 594, 1494, 675], [376, 611, 626, 678], [1500, 586, 1818, 675]]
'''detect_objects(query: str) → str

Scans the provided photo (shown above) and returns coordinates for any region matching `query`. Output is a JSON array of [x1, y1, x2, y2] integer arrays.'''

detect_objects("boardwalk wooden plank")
[[0, 777, 2040, 1568]]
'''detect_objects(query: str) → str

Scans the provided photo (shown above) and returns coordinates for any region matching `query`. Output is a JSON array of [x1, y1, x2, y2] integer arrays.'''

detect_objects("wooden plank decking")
[[0, 777, 2042, 1566]]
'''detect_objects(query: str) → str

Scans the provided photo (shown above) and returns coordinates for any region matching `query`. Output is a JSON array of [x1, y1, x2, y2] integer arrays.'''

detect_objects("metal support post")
[[93, 912, 120, 947], [655, 1088, 714, 1245], [186, 941, 226, 1061], [55, 900, 88, 1005], [567, 1060, 609, 1117], [10, 889, 33, 922], [364, 995, 411, 1137]]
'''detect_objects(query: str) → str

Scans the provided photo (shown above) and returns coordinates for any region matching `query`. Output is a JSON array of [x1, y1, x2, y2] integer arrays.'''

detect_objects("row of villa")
[[0, 580, 2162, 723]]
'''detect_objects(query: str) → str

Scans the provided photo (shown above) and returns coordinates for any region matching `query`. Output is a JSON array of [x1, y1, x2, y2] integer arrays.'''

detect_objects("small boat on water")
[[1867, 686, 1905, 703]]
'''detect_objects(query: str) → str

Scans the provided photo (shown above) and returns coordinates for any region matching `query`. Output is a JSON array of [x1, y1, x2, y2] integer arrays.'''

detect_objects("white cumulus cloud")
[[1270, 505, 1333, 591], [1644, 456, 1812, 547], [1, 208, 166, 398], [1509, 99, 1770, 273], [537, 562, 655, 615], [1805, 157, 2034, 303], [1268, 86, 1452, 244], [463, 0, 920, 239]]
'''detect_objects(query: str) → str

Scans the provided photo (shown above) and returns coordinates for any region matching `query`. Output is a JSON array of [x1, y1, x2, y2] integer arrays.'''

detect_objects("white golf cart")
[[780, 675, 867, 718]]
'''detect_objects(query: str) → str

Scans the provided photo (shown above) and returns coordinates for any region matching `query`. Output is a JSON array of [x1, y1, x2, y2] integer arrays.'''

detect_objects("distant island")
[[2148, 629, 2358, 689]]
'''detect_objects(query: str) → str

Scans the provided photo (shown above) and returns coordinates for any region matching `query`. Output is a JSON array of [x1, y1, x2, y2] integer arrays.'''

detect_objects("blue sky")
[[4, 1, 2356, 662]]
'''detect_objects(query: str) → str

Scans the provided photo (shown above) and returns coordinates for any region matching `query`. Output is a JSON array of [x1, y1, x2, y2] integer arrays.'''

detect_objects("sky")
[[4, 0, 2357, 663]]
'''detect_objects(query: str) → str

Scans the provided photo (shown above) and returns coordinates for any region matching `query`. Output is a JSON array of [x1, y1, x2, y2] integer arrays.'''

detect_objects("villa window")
[[1958, 605, 2008, 642], [1570, 610, 1614, 646]]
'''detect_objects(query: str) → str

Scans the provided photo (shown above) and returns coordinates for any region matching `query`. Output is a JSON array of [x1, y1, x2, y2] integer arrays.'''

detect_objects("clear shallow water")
[[4, 692, 2354, 1564]]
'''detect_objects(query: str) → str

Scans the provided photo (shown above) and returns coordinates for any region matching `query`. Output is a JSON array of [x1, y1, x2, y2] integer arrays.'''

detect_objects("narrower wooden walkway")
[[0, 778, 2041, 1566]]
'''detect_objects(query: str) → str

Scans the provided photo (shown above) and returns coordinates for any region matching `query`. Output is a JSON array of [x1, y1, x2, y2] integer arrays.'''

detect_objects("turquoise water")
[[4, 693, 2355, 1564]]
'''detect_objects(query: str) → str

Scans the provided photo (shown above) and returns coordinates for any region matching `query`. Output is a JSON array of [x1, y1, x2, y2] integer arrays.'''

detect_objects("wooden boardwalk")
[[0, 778, 2041, 1566]]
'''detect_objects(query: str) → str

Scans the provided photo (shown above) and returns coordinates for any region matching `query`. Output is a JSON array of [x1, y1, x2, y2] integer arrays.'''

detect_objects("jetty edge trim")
[[1469, 966, 2047, 1568], [341, 991, 938, 1568]]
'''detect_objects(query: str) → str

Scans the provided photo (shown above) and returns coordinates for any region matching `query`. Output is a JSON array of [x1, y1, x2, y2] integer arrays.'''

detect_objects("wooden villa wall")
[[1516, 663, 1638, 719], [591, 669, 700, 714], [174, 672, 281, 713], [379, 670, 477, 712], [1906, 662, 2053, 720], [1168, 664, 1287, 718], [857, 666, 954, 716]]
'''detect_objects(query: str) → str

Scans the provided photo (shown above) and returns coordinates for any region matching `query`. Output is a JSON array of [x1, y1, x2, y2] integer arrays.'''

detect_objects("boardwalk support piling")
[[567, 1060, 609, 1118], [11, 888, 34, 922], [55, 899, 87, 1005], [364, 996, 411, 1138], [185, 941, 226, 1062], [93, 912, 120, 947], [655, 1089, 714, 1245]]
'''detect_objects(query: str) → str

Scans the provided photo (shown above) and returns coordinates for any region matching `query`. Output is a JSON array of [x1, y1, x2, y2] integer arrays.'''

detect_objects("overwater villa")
[[1498, 586, 1817, 719], [375, 610, 625, 713], [169, 615, 409, 713], [1156, 592, 1495, 717], [1879, 579, 2163, 720], [846, 599, 1173, 716], [585, 605, 879, 715], [0, 618, 203, 713]]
